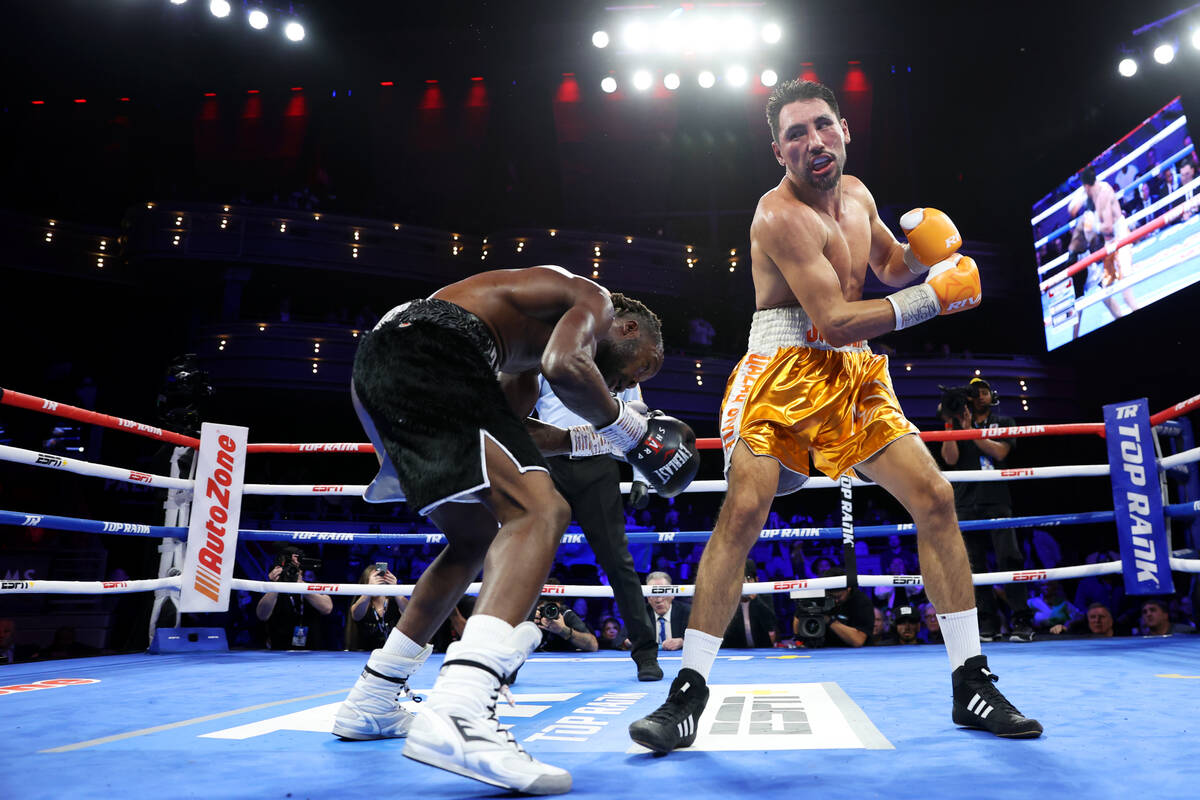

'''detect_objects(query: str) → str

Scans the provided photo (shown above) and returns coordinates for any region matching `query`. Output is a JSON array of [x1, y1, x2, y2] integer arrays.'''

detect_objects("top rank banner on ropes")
[[180, 422, 249, 612], [1103, 399, 1171, 596]]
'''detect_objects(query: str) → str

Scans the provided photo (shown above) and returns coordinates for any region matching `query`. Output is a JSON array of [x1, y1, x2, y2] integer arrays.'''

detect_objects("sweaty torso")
[[430, 265, 590, 372], [1091, 181, 1123, 234], [750, 174, 874, 310]]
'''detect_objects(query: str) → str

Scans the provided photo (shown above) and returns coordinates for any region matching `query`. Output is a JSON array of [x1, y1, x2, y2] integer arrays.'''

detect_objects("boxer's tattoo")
[[887, 284, 940, 330]]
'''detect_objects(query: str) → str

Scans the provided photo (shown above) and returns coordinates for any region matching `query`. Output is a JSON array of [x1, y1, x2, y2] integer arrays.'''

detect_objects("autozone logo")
[[1000, 468, 1034, 477], [772, 580, 809, 591], [129, 471, 153, 483], [192, 433, 240, 603], [35, 453, 65, 467], [1012, 570, 1046, 581], [0, 678, 99, 696], [102, 581, 129, 589]]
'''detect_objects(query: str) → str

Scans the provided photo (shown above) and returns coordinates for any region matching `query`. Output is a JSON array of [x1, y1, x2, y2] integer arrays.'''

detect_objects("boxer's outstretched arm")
[[539, 286, 622, 427]]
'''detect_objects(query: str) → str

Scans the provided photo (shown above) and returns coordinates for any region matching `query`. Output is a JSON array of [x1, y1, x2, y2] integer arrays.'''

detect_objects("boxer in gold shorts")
[[630, 79, 1041, 756]]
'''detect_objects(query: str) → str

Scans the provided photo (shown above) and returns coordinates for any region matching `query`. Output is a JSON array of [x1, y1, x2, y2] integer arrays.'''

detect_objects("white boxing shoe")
[[332, 644, 432, 740], [402, 622, 571, 795]]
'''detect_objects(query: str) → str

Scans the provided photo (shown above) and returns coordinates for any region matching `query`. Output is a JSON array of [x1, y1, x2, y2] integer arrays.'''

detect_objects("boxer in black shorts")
[[334, 265, 700, 794]]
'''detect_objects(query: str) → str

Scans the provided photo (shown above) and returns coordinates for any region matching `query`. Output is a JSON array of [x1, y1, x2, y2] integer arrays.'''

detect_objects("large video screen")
[[1031, 96, 1199, 351]]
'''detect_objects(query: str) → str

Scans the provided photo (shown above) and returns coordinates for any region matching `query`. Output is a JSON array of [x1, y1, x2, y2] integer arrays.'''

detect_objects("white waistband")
[[746, 306, 869, 352]]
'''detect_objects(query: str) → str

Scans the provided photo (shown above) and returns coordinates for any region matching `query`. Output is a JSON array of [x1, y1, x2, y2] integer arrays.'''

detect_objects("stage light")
[[623, 21, 651, 51], [664, 72, 681, 91], [694, 17, 720, 52], [632, 70, 653, 91], [725, 17, 755, 50], [726, 65, 748, 87], [209, 0, 231, 19], [761, 69, 778, 87], [1153, 43, 1175, 64], [170, 0, 188, 5], [284, 21, 305, 41], [592, 30, 609, 48], [698, 70, 716, 89], [762, 22, 782, 44], [1192, 28, 1200, 50], [248, 10, 269, 30], [1118, 57, 1138, 77], [601, 76, 617, 93]]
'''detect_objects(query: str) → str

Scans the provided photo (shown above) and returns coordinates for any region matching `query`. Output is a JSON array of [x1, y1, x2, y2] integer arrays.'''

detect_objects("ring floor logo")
[[199, 682, 891, 753]]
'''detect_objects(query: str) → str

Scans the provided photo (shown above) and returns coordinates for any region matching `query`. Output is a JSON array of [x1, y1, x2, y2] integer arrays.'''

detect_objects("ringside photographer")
[[792, 567, 873, 648], [533, 579, 598, 652], [255, 545, 333, 650]]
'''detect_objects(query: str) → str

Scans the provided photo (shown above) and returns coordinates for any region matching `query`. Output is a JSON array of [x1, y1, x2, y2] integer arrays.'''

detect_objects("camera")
[[537, 601, 561, 620], [937, 384, 975, 426], [276, 552, 322, 583], [793, 595, 838, 646]]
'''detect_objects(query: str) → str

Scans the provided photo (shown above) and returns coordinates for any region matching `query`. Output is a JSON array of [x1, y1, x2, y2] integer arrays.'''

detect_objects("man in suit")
[[646, 571, 690, 650], [722, 559, 778, 648]]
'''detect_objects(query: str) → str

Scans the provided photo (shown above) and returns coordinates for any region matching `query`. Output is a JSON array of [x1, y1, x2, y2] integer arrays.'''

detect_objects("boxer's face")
[[773, 98, 849, 191], [595, 328, 663, 393]]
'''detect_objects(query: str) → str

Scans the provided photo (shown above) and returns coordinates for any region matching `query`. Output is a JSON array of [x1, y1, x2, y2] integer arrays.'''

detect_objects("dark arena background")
[[2, 3, 1199, 799]]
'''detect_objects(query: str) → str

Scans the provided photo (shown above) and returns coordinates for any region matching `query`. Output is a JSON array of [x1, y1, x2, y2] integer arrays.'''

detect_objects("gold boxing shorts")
[[719, 306, 918, 495]]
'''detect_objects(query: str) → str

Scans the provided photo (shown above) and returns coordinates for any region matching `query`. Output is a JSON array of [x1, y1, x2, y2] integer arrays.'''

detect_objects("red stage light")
[[204, 92, 217, 97], [74, 98, 87, 104], [424, 79, 438, 84], [120, 97, 131, 102], [290, 87, 303, 92], [31, 100, 45, 105], [470, 76, 483, 81], [247, 89, 260, 94], [380, 81, 394, 86]]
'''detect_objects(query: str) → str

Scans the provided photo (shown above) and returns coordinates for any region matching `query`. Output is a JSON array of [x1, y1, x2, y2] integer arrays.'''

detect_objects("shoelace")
[[642, 684, 695, 725], [393, 680, 423, 706], [971, 670, 1023, 717], [484, 687, 531, 758]]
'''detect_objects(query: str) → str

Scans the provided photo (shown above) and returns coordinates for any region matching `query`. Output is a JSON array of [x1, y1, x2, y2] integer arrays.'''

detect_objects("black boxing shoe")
[[633, 652, 664, 682], [952, 655, 1043, 738], [628, 668, 709, 753]]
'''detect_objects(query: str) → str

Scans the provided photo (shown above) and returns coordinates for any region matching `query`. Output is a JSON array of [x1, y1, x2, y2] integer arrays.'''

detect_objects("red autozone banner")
[[180, 423, 248, 612]]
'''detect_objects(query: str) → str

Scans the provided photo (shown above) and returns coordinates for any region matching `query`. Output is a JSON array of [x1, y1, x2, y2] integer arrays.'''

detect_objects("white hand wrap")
[[886, 284, 940, 330], [901, 244, 931, 275], [597, 399, 649, 454], [568, 425, 615, 458]]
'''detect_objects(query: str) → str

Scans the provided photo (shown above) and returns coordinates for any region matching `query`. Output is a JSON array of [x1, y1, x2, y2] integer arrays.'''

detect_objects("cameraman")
[[532, 580, 597, 652], [255, 546, 333, 650], [792, 567, 873, 648], [938, 377, 1034, 642]]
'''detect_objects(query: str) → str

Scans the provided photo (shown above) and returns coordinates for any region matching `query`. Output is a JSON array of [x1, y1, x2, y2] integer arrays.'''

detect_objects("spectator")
[[646, 571, 689, 651], [533, 591, 598, 653], [920, 603, 944, 645], [1136, 598, 1195, 636], [1173, 157, 1197, 222], [597, 617, 629, 651], [534, 377, 661, 680], [255, 546, 334, 650], [722, 560, 778, 648], [883, 534, 918, 574], [1029, 581, 1080, 632], [874, 556, 924, 611], [1051, 602, 1118, 637], [871, 607, 889, 643], [345, 562, 407, 652], [885, 606, 922, 645], [1074, 550, 1125, 616], [939, 377, 1035, 642]]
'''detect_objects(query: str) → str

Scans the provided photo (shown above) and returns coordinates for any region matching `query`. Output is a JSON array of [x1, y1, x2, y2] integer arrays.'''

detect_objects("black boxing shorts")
[[351, 298, 548, 516]]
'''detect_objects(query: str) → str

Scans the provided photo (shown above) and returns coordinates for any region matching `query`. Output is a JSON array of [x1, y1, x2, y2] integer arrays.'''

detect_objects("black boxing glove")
[[625, 412, 701, 499]]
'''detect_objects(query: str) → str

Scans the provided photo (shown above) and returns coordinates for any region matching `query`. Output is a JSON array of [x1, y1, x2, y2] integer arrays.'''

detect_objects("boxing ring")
[[2, 386, 1200, 799]]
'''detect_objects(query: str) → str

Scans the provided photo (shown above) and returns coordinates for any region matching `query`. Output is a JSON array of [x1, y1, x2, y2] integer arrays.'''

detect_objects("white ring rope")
[[0, 577, 182, 595]]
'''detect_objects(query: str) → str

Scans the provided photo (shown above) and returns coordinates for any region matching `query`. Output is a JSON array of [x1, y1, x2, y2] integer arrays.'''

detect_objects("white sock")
[[381, 627, 425, 659], [937, 608, 982, 670], [679, 629, 723, 681], [458, 613, 515, 648]]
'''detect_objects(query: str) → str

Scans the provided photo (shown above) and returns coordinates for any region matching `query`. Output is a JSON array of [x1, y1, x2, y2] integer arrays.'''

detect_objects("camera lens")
[[800, 616, 824, 638], [541, 603, 560, 620]]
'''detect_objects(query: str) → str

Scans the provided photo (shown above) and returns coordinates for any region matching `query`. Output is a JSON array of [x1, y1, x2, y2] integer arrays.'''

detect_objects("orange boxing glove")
[[900, 207, 962, 274], [886, 254, 981, 330]]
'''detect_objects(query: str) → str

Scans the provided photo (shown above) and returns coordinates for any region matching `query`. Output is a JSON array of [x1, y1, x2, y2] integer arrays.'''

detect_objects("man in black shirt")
[[533, 600, 598, 652], [255, 546, 334, 650], [794, 567, 873, 648], [939, 378, 1034, 642]]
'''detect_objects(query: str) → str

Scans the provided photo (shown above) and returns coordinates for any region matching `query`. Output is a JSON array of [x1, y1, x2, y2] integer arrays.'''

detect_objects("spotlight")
[[726, 65, 748, 87], [761, 69, 779, 87], [632, 70, 653, 91], [284, 20, 305, 42], [1153, 43, 1175, 64], [248, 9, 269, 30], [592, 30, 609, 48], [1118, 57, 1138, 77], [170, 0, 187, 5], [601, 76, 617, 93], [664, 72, 681, 91], [762, 22, 782, 44], [1192, 28, 1200, 50], [209, 0, 231, 18], [623, 21, 651, 51], [698, 70, 716, 89], [725, 17, 755, 50]]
